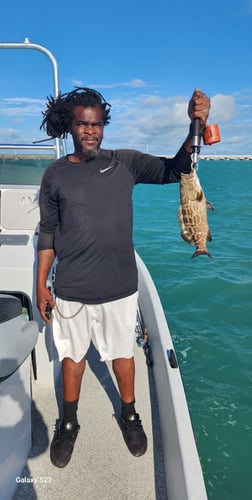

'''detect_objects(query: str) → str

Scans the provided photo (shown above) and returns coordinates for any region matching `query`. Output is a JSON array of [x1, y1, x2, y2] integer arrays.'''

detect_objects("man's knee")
[[62, 356, 86, 376]]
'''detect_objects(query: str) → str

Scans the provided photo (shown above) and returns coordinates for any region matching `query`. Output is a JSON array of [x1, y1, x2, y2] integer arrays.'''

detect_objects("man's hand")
[[37, 285, 55, 323], [188, 87, 211, 131]]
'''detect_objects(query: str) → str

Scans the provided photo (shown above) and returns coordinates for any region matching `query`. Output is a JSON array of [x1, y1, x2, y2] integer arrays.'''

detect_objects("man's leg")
[[61, 356, 86, 424], [112, 357, 135, 402], [112, 356, 147, 457], [50, 357, 85, 468], [62, 356, 86, 401]]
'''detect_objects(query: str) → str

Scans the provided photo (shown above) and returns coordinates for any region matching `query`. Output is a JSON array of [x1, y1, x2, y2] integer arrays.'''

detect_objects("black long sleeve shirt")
[[38, 146, 191, 303]]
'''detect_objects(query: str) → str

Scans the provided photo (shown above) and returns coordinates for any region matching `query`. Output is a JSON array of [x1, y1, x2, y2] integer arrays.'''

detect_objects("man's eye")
[[77, 122, 102, 127]]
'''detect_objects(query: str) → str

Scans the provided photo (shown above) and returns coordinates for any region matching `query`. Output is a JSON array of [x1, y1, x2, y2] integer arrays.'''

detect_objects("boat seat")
[[0, 294, 38, 381]]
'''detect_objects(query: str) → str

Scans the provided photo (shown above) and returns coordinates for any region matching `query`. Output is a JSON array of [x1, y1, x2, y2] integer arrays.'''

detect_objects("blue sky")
[[0, 0, 252, 155]]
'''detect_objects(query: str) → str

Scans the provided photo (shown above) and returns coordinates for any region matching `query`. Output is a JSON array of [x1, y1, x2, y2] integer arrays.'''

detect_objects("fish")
[[178, 168, 214, 258]]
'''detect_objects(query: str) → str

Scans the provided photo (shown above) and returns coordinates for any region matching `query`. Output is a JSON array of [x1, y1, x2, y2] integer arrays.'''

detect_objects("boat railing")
[[0, 38, 63, 159], [0, 144, 57, 152]]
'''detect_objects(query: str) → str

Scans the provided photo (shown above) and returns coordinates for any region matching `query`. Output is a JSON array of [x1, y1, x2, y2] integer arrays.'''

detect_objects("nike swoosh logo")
[[99, 164, 114, 173]]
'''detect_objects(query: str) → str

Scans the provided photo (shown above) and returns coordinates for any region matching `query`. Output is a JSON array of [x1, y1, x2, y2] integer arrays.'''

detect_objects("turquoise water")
[[0, 156, 53, 185], [133, 160, 252, 500]]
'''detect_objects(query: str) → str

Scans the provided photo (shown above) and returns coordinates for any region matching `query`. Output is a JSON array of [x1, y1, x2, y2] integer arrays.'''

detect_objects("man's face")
[[70, 106, 104, 157]]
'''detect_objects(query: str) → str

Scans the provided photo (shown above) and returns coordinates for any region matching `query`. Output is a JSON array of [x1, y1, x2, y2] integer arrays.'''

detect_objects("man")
[[37, 86, 210, 468]]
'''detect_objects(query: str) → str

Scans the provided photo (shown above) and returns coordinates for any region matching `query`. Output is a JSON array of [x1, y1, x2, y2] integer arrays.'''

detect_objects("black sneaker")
[[50, 420, 80, 468], [120, 413, 147, 457]]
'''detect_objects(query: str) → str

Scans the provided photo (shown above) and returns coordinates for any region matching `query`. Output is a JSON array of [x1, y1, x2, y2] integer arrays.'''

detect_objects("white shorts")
[[52, 292, 138, 362]]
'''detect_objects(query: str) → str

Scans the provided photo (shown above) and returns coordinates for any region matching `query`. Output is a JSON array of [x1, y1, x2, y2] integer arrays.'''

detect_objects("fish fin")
[[181, 231, 194, 244], [207, 229, 212, 242], [191, 249, 213, 259], [196, 189, 204, 202], [206, 200, 215, 211]]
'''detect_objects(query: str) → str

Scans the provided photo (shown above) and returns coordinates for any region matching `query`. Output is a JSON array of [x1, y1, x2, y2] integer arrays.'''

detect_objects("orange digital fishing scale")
[[203, 123, 221, 145], [191, 119, 221, 166]]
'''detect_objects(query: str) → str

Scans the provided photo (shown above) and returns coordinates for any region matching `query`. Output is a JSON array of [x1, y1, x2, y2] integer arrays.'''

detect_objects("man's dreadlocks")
[[40, 87, 111, 138]]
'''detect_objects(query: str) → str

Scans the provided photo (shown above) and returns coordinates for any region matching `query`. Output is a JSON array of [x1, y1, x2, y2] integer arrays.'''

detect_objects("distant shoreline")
[[197, 155, 252, 160], [1, 153, 252, 161], [162, 154, 252, 160]]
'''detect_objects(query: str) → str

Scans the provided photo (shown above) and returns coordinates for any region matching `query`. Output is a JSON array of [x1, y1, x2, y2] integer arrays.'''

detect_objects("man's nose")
[[84, 123, 95, 133]]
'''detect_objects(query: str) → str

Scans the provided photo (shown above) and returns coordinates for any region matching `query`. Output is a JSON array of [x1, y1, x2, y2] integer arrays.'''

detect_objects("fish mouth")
[[181, 170, 195, 179]]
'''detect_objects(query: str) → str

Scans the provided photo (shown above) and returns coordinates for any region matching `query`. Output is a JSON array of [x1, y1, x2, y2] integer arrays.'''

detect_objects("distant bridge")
[[198, 155, 252, 160], [1, 153, 252, 161], [163, 154, 252, 160]]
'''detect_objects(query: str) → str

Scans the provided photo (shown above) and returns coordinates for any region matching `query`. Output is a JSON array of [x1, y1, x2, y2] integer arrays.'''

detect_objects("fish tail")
[[191, 249, 213, 259]]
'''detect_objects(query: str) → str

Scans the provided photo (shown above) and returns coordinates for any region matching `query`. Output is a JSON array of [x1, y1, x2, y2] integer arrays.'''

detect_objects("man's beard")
[[81, 147, 98, 158]]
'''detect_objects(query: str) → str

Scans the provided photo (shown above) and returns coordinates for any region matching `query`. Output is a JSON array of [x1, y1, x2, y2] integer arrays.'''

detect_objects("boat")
[[0, 39, 208, 499]]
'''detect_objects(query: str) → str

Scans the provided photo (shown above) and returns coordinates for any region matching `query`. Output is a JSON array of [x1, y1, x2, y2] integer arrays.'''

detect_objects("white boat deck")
[[13, 342, 167, 500]]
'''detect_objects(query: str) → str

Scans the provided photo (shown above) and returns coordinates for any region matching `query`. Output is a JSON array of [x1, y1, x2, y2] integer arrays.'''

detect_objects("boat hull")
[[136, 252, 207, 500]]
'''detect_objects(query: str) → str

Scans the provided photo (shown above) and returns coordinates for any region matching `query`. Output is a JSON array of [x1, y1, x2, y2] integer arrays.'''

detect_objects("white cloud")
[[0, 127, 27, 142], [226, 135, 243, 144], [4, 97, 44, 104], [103, 90, 252, 154], [127, 79, 147, 88], [104, 93, 192, 153], [0, 96, 45, 118], [210, 94, 236, 122], [72, 79, 149, 89], [1, 87, 252, 155], [71, 80, 83, 88]]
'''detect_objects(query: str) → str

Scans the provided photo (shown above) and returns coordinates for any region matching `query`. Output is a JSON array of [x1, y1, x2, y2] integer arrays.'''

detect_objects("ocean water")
[[133, 160, 252, 500]]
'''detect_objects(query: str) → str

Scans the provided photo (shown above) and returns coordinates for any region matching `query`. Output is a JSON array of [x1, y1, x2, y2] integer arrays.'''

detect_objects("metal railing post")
[[0, 38, 61, 158]]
